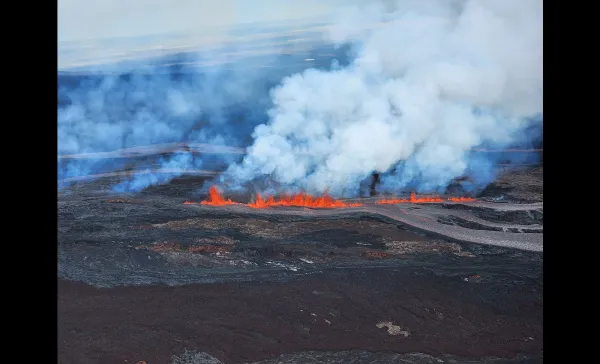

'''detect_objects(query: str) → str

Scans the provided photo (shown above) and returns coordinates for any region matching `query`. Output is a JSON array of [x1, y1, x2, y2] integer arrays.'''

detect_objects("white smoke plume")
[[226, 0, 543, 195]]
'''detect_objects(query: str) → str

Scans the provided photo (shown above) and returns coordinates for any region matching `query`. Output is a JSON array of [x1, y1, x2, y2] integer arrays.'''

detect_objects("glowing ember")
[[377, 191, 444, 204], [248, 192, 363, 209], [448, 196, 476, 202]]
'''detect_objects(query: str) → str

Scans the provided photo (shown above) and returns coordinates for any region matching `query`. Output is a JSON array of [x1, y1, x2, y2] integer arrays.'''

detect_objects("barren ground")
[[58, 166, 543, 364]]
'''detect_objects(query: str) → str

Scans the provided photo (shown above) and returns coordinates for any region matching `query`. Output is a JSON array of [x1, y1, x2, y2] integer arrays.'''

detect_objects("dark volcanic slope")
[[59, 264, 542, 364], [57, 168, 543, 364], [59, 262, 543, 363]]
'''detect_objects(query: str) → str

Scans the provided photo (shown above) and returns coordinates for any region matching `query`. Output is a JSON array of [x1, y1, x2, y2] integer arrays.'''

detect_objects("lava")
[[247, 192, 363, 209], [186, 186, 361, 208], [184, 186, 238, 206], [377, 192, 476, 204], [377, 191, 444, 204], [448, 197, 476, 202], [185, 186, 474, 208]]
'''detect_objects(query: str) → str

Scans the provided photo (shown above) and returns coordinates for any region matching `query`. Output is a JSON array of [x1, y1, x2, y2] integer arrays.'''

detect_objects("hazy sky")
[[58, 0, 355, 42]]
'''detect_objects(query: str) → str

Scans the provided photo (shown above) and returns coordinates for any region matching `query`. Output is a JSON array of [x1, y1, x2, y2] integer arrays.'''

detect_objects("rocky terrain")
[[57, 167, 543, 364]]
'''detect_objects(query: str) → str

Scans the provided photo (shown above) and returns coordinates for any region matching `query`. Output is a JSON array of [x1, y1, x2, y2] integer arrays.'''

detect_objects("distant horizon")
[[58, 15, 330, 46], [57, 0, 366, 43], [57, 17, 335, 70]]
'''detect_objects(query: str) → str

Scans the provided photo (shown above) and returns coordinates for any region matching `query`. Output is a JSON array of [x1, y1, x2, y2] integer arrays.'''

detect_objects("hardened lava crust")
[[57, 166, 542, 364]]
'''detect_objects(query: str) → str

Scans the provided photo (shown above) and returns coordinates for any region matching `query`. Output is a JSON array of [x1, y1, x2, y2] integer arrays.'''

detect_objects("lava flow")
[[448, 196, 476, 202], [186, 186, 474, 208], [184, 186, 361, 208], [377, 191, 445, 204], [184, 186, 237, 206], [247, 193, 363, 209]]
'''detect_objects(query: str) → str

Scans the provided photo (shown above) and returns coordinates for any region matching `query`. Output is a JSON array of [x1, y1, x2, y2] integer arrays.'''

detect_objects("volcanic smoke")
[[58, 0, 542, 196], [226, 0, 543, 196]]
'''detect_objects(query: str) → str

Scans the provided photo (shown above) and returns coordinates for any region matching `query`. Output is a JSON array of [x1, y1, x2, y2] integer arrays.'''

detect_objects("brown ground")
[[58, 265, 542, 364], [58, 167, 543, 364]]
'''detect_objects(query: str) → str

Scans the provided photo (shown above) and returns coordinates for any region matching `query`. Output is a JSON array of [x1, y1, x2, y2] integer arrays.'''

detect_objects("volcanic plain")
[[58, 162, 543, 364]]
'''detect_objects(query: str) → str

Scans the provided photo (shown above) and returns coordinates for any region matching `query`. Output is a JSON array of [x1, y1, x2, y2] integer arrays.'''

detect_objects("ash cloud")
[[226, 0, 543, 196]]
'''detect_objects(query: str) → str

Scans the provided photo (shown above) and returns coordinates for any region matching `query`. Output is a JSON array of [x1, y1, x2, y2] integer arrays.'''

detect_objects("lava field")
[[58, 165, 543, 364]]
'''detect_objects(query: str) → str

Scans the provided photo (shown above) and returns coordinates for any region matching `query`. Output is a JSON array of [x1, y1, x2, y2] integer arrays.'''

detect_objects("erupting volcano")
[[377, 192, 475, 204], [247, 193, 363, 209]]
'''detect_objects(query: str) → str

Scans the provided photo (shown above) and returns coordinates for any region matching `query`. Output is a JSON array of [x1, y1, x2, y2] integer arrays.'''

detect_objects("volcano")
[[58, 19, 542, 362]]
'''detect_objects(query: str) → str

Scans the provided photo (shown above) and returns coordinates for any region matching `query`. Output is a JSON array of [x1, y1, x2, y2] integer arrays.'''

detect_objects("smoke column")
[[226, 0, 543, 196]]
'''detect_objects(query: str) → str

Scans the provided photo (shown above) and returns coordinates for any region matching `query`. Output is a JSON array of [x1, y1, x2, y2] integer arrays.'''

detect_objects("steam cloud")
[[225, 0, 543, 195], [58, 0, 542, 196], [57, 33, 352, 189]]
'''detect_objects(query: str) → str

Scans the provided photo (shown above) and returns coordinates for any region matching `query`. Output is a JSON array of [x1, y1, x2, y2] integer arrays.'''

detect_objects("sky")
[[58, 0, 356, 43]]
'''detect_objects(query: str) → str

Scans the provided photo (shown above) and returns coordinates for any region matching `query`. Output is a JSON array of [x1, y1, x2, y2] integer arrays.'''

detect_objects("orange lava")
[[377, 192, 476, 204], [185, 186, 238, 206], [377, 191, 444, 204], [185, 186, 361, 208], [448, 196, 476, 202], [185, 186, 475, 208], [247, 192, 363, 209]]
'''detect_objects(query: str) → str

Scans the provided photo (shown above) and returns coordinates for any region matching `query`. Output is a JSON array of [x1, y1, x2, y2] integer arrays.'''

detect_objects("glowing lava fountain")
[[185, 187, 475, 208], [184, 186, 237, 206], [185, 186, 362, 208], [247, 193, 363, 209]]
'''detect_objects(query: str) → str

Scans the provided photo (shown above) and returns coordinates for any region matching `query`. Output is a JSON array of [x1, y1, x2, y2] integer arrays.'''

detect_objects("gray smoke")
[[226, 0, 542, 195]]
